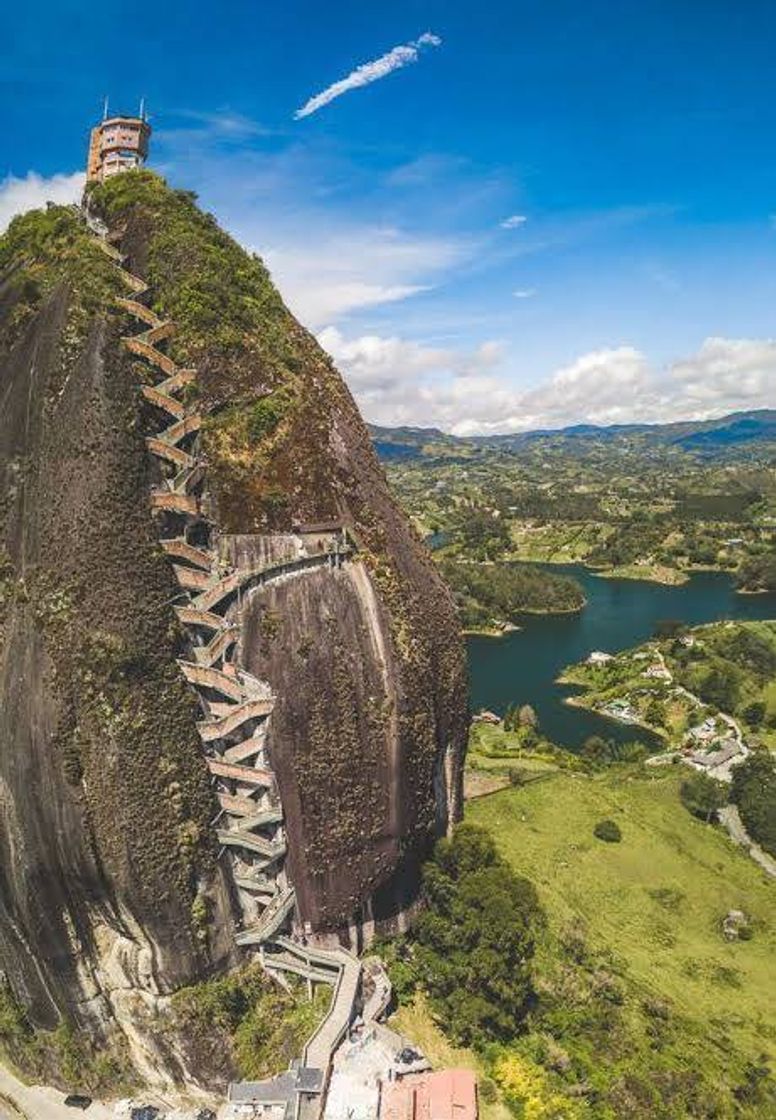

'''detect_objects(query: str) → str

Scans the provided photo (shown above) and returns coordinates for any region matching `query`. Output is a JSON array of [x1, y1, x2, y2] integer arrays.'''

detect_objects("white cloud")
[[260, 225, 463, 327], [318, 327, 451, 391], [513, 289, 536, 299], [500, 214, 527, 229], [320, 327, 776, 435], [294, 32, 442, 119], [670, 337, 776, 407], [0, 171, 84, 234]]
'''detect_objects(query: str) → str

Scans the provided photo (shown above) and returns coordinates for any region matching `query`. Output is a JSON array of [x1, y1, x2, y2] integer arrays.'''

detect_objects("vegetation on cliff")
[[87, 170, 349, 532], [0, 204, 120, 350], [0, 983, 136, 1095], [165, 966, 327, 1089]]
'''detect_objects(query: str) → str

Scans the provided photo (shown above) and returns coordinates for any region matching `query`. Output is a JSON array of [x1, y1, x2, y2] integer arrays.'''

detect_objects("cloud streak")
[[500, 214, 527, 229], [294, 32, 441, 119]]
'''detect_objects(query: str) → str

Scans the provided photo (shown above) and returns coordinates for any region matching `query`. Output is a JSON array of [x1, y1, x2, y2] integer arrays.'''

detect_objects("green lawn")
[[467, 768, 776, 1064]]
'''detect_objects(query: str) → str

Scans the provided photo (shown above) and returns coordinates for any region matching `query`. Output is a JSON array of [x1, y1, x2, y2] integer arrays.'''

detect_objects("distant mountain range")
[[370, 410, 776, 461]]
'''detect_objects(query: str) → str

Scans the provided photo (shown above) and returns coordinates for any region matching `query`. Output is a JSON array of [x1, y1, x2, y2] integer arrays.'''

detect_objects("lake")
[[467, 565, 776, 750]]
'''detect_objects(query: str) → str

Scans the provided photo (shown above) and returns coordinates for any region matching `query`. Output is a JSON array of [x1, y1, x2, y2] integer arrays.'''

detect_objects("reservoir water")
[[467, 565, 776, 750]]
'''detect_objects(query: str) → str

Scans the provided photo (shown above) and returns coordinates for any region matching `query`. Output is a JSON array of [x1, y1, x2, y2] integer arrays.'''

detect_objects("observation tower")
[[87, 100, 151, 183]]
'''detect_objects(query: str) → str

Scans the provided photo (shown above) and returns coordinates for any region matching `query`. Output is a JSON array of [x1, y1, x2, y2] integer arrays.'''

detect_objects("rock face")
[[0, 175, 467, 1078], [0, 214, 237, 1083]]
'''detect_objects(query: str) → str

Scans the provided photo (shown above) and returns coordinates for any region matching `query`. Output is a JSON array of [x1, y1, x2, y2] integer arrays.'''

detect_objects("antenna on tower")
[[102, 95, 109, 121], [139, 97, 146, 122]]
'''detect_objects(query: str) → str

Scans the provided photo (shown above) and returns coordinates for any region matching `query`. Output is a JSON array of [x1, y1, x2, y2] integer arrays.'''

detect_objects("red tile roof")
[[380, 1070, 478, 1120]]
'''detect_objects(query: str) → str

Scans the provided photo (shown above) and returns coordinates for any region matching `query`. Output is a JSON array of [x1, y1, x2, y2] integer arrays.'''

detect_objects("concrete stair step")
[[207, 757, 274, 786], [141, 384, 186, 419], [179, 661, 245, 701], [192, 626, 237, 666], [161, 538, 214, 570], [234, 888, 296, 945], [158, 413, 202, 446], [123, 335, 178, 376], [150, 490, 198, 515], [115, 297, 162, 327], [146, 437, 195, 468], [218, 829, 286, 860], [223, 736, 266, 764], [175, 606, 227, 631]]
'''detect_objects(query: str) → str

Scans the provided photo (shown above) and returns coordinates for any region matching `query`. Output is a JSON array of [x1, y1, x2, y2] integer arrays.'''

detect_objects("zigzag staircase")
[[90, 222, 363, 1082]]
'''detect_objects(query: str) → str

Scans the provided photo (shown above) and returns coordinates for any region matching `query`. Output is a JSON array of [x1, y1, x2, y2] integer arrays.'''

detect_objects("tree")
[[695, 665, 741, 713], [503, 703, 519, 732], [518, 704, 538, 728], [618, 741, 649, 763], [594, 819, 622, 842], [413, 824, 544, 1046], [654, 619, 686, 640], [521, 727, 539, 751], [509, 767, 531, 786], [581, 735, 612, 767], [740, 699, 766, 728], [731, 752, 776, 857], [679, 771, 728, 823], [644, 697, 667, 728]]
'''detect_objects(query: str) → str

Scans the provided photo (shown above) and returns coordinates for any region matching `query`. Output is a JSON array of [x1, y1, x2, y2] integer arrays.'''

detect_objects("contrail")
[[294, 32, 442, 119]]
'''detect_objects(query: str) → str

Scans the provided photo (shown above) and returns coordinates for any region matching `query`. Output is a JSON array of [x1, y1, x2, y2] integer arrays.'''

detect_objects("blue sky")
[[3, 0, 776, 432]]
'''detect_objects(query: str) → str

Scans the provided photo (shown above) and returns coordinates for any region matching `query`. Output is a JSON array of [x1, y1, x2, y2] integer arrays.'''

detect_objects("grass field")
[[595, 562, 689, 585], [467, 767, 776, 1064], [508, 521, 610, 563]]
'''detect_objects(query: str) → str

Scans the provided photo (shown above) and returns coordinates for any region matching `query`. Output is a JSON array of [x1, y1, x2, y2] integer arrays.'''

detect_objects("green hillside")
[[466, 767, 776, 1116]]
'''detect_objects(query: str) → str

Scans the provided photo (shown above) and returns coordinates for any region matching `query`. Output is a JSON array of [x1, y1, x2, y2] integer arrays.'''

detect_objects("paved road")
[[651, 650, 748, 781], [0, 1065, 231, 1120], [0, 1066, 114, 1120], [719, 805, 776, 879], [645, 650, 776, 878]]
